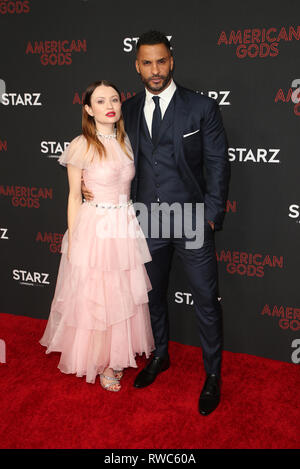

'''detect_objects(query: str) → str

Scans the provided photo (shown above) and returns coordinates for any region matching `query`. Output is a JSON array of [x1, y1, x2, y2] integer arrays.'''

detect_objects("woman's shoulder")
[[68, 134, 87, 149]]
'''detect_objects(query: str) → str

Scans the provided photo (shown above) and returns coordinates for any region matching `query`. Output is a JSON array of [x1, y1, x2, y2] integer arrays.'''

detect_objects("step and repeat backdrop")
[[1, 0, 299, 364]]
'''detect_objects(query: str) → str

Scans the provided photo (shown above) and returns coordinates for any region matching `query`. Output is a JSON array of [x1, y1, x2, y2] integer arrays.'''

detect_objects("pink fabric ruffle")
[[40, 134, 155, 383]]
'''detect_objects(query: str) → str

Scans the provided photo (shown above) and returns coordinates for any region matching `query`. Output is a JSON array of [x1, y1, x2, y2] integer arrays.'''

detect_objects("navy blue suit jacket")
[[122, 84, 230, 230]]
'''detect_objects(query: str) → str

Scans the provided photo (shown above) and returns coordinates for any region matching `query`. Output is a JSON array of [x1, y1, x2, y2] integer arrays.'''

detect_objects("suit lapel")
[[141, 112, 152, 142], [130, 92, 145, 166], [173, 86, 189, 165]]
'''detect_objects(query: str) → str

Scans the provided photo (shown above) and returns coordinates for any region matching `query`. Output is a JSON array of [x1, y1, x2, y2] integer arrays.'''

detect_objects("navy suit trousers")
[[143, 208, 223, 377]]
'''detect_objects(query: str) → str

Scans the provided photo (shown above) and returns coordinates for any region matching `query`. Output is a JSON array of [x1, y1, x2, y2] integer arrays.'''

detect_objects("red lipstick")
[[106, 112, 116, 117]]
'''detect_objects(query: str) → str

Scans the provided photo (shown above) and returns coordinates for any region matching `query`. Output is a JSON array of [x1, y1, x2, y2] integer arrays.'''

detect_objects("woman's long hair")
[[82, 80, 132, 160]]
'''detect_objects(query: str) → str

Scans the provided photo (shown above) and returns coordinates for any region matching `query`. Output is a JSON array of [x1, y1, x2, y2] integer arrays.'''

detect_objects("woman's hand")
[[81, 176, 94, 201]]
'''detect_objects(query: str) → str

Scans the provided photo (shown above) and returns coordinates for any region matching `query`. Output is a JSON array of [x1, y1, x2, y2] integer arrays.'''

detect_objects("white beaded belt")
[[83, 199, 133, 209]]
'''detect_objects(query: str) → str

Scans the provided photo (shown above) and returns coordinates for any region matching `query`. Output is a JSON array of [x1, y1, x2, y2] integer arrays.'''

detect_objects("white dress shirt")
[[144, 79, 177, 137]]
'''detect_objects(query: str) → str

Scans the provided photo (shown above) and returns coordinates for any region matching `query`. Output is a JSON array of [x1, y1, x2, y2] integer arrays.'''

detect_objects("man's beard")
[[141, 70, 173, 93]]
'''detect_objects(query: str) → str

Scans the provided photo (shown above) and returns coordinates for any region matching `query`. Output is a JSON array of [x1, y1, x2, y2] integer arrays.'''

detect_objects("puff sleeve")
[[58, 135, 94, 169]]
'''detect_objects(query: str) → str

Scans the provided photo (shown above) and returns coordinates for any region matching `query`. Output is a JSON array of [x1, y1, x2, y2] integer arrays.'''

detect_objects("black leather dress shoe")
[[198, 374, 220, 416], [134, 355, 170, 388]]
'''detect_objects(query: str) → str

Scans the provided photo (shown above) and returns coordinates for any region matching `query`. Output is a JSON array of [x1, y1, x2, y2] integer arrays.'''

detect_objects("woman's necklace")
[[96, 130, 117, 139]]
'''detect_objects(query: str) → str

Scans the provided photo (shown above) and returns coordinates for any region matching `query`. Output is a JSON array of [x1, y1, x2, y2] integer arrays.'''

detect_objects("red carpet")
[[0, 312, 299, 449]]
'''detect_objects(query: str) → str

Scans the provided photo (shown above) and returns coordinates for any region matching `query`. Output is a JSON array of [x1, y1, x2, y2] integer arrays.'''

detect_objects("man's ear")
[[135, 59, 140, 74], [170, 55, 174, 71]]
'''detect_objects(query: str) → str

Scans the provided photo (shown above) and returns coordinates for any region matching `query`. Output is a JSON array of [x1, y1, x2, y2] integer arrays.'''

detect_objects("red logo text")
[[26, 39, 87, 66], [217, 26, 300, 58], [261, 304, 300, 331], [0, 185, 53, 208], [216, 250, 283, 277], [0, 0, 30, 14], [36, 232, 64, 253]]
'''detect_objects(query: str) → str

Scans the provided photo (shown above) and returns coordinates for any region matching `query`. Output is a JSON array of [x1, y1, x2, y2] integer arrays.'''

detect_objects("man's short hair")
[[136, 30, 172, 54]]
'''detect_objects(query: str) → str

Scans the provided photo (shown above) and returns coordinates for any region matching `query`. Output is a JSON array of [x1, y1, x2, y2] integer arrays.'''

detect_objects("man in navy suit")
[[122, 31, 230, 416]]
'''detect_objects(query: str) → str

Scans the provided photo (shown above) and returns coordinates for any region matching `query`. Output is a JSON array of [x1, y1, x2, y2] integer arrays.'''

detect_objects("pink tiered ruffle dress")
[[40, 134, 154, 383]]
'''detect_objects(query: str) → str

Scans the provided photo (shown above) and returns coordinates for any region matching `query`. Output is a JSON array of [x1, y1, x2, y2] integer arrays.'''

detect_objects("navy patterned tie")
[[151, 96, 162, 145]]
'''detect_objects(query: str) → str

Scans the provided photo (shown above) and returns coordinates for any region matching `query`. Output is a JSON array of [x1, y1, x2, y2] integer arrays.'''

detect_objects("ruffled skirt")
[[40, 202, 155, 383]]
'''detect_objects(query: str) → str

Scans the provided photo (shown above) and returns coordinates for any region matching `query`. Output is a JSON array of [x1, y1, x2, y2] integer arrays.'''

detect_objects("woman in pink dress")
[[40, 80, 154, 391]]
